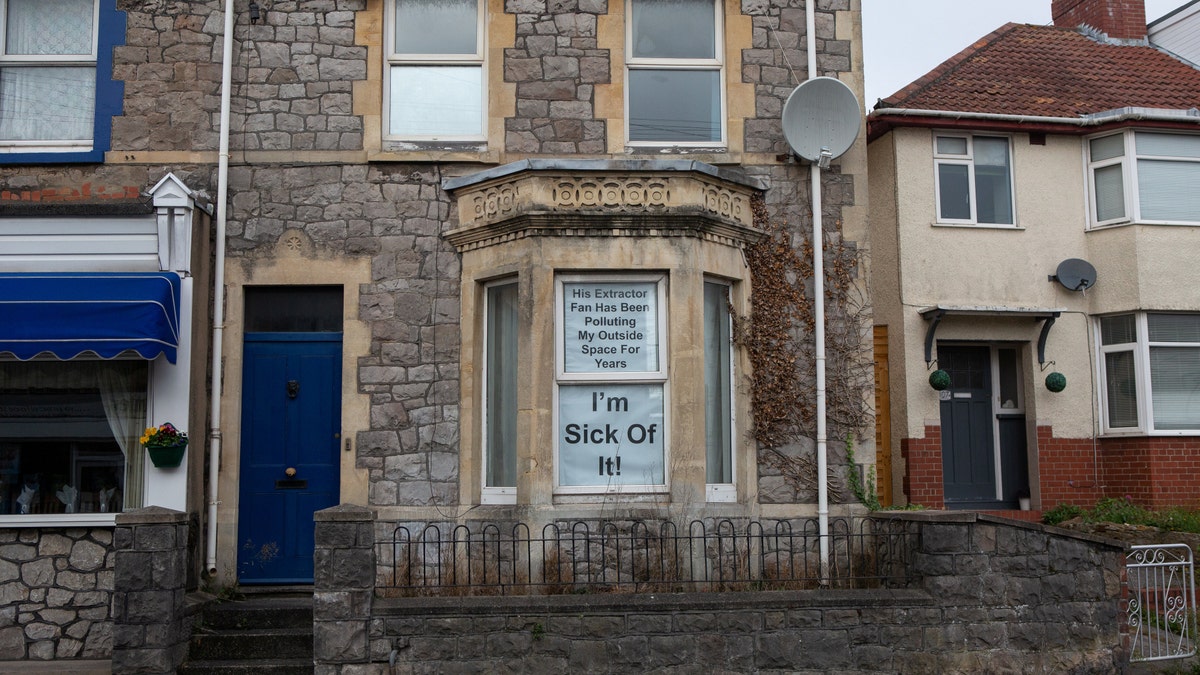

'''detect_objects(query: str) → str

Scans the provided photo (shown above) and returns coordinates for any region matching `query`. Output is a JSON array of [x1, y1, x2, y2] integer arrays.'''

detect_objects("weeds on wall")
[[734, 197, 874, 501]]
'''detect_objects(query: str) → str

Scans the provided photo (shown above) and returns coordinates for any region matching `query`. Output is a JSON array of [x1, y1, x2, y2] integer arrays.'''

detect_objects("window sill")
[[0, 513, 117, 529], [1100, 429, 1200, 438], [931, 222, 1023, 231], [1089, 220, 1200, 231], [706, 484, 736, 502], [371, 141, 496, 164]]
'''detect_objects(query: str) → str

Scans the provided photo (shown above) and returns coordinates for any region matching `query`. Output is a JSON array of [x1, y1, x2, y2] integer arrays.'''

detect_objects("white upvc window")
[[703, 279, 734, 502], [0, 0, 98, 150], [1088, 131, 1200, 227], [481, 279, 517, 504], [626, 0, 724, 146], [385, 0, 485, 141], [933, 134, 1015, 226], [554, 274, 668, 494], [1098, 313, 1200, 434]]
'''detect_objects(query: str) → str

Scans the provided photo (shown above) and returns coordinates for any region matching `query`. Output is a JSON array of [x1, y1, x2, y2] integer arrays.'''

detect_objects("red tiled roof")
[[876, 23, 1200, 118]]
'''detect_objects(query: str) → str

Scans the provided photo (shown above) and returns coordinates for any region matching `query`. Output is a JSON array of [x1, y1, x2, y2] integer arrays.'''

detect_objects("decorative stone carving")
[[470, 183, 520, 221], [553, 178, 670, 210]]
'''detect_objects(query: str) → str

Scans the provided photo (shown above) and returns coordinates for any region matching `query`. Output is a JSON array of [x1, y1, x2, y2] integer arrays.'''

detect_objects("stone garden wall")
[[0, 525, 115, 661], [315, 508, 1131, 674]]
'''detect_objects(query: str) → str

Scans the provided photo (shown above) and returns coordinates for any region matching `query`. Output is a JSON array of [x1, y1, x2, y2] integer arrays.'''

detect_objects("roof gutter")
[[868, 106, 1200, 140]]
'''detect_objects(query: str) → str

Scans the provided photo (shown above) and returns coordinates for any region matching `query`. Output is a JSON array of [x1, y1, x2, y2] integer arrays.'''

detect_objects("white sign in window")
[[561, 280, 659, 373], [557, 383, 664, 487], [556, 274, 667, 492]]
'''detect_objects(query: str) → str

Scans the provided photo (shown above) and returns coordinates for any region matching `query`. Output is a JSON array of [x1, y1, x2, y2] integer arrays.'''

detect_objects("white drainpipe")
[[206, 0, 234, 577], [806, 0, 830, 578]]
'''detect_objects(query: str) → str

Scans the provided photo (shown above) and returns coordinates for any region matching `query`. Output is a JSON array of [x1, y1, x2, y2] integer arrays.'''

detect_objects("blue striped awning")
[[0, 272, 182, 363]]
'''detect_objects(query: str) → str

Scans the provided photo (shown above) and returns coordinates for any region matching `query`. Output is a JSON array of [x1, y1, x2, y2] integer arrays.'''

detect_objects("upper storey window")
[[386, 0, 485, 141], [1088, 131, 1200, 227], [0, 0, 95, 151], [626, 0, 723, 146], [934, 134, 1014, 226]]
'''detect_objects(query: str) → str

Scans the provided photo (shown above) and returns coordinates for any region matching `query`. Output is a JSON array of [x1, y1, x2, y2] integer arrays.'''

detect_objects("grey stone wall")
[[314, 504, 376, 672], [316, 512, 1129, 673], [0, 526, 114, 661], [111, 507, 193, 675]]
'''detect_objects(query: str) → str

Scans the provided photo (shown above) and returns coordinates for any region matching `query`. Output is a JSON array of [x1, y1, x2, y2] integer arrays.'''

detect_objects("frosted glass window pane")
[[6, 0, 93, 56], [704, 282, 731, 485], [937, 163, 970, 220], [1137, 159, 1200, 222], [1150, 347, 1200, 430], [1149, 314, 1200, 343], [1093, 164, 1125, 221], [0, 67, 93, 141], [1101, 314, 1136, 345], [1089, 134, 1124, 162], [631, 0, 715, 59], [1136, 132, 1200, 158], [936, 136, 967, 155], [485, 284, 518, 488], [628, 69, 720, 143], [1105, 350, 1139, 428], [393, 0, 477, 55], [389, 66, 482, 137]]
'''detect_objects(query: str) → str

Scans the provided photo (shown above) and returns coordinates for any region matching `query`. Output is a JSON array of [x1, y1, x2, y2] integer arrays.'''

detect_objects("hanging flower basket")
[[1045, 372, 1067, 393], [142, 423, 189, 469], [928, 369, 951, 391]]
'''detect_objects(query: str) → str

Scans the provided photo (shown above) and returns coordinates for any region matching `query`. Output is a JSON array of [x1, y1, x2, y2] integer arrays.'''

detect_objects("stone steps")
[[179, 593, 313, 675]]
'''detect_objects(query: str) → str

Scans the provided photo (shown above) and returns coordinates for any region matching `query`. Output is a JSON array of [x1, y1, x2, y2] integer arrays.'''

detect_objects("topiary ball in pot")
[[1045, 371, 1067, 393], [928, 369, 951, 391]]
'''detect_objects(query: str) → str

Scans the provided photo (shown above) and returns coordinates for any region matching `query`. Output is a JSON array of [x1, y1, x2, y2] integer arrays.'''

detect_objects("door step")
[[180, 593, 313, 675]]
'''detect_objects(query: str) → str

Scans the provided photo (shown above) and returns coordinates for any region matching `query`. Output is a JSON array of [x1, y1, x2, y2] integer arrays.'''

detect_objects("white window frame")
[[1086, 131, 1132, 227], [0, 0, 99, 153], [1097, 312, 1200, 435], [481, 278, 517, 504], [932, 133, 1016, 227], [624, 0, 725, 148], [553, 272, 669, 495], [704, 278, 735, 502], [383, 0, 486, 142], [1087, 130, 1200, 228]]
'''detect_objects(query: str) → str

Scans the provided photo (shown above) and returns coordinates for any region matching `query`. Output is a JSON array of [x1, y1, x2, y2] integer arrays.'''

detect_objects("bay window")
[[386, 0, 484, 140], [704, 280, 733, 501], [626, 0, 723, 145], [1088, 131, 1200, 226], [934, 134, 1014, 225], [1099, 313, 1200, 433], [482, 280, 517, 503]]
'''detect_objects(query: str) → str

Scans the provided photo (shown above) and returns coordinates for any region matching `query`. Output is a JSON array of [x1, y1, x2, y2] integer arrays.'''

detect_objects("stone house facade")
[[0, 0, 870, 664]]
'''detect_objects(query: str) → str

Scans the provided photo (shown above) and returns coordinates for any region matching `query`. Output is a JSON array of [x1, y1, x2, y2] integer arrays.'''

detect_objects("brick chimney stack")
[[1051, 0, 1147, 39]]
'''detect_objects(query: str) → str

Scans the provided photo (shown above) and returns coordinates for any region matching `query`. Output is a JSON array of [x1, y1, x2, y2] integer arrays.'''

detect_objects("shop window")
[[0, 360, 147, 515]]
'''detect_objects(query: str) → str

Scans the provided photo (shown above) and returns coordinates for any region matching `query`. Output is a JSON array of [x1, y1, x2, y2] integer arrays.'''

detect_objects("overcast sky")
[[861, 0, 1186, 109]]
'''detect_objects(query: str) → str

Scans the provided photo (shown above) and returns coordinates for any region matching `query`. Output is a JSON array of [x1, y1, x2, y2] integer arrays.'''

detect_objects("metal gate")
[[1127, 544, 1197, 662]]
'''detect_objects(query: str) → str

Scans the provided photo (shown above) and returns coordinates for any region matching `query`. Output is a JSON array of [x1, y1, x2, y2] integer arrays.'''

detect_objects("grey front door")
[[938, 345, 998, 507]]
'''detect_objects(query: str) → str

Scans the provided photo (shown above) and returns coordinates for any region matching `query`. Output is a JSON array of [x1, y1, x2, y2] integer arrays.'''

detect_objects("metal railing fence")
[[377, 517, 917, 597]]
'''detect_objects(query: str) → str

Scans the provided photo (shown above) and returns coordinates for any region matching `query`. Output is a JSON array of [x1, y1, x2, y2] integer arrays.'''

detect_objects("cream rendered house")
[[869, 0, 1200, 512]]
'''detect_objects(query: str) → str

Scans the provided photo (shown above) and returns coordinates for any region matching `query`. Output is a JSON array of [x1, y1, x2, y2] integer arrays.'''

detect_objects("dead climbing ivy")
[[733, 195, 874, 501]]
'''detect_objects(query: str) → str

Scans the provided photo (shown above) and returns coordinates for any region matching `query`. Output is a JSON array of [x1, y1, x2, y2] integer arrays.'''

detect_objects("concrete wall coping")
[[872, 510, 1129, 550], [315, 503, 375, 522], [375, 588, 934, 617], [114, 505, 186, 525], [442, 159, 769, 192]]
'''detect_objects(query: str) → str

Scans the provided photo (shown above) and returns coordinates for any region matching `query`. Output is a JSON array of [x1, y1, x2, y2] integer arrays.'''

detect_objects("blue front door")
[[238, 334, 342, 583]]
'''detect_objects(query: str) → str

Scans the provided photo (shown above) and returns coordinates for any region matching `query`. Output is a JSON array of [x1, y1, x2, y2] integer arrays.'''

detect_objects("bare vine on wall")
[[733, 196, 874, 502]]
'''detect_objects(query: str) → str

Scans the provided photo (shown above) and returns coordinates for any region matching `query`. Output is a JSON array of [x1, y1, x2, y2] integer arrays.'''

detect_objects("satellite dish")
[[781, 77, 862, 165], [1050, 258, 1097, 291]]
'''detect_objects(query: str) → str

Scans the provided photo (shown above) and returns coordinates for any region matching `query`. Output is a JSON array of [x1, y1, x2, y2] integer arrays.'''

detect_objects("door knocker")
[[286, 380, 300, 399]]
